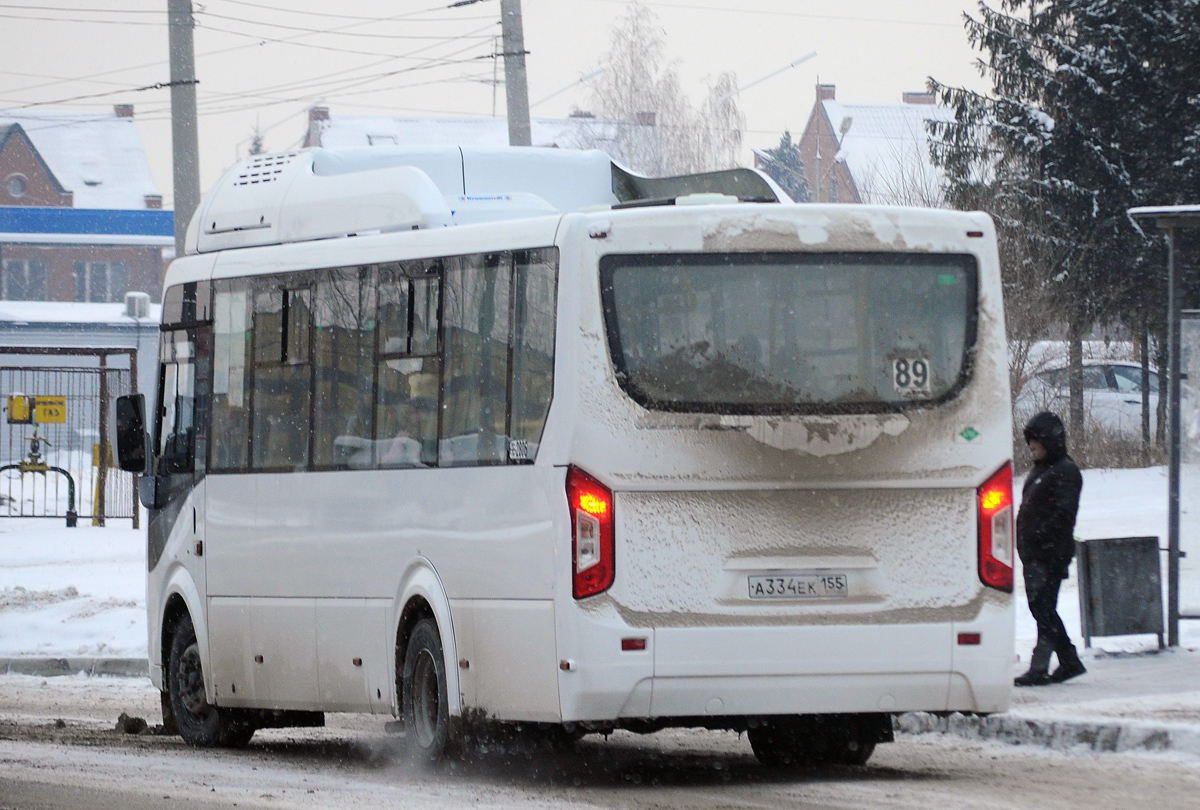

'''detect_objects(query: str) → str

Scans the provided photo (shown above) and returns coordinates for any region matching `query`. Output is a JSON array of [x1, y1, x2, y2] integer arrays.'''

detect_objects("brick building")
[[794, 85, 955, 206], [0, 105, 171, 303]]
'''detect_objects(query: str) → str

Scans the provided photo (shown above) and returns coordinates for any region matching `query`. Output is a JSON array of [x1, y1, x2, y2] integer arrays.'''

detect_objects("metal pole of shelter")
[[1167, 226, 1181, 645], [1129, 205, 1200, 646]]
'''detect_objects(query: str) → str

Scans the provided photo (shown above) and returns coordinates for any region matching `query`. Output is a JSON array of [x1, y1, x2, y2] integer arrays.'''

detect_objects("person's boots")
[[1014, 667, 1052, 686], [1050, 645, 1087, 683], [1016, 638, 1054, 686]]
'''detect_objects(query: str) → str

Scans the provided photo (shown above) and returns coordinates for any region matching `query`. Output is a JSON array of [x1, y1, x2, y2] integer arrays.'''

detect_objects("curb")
[[897, 710, 1200, 757], [0, 657, 149, 678]]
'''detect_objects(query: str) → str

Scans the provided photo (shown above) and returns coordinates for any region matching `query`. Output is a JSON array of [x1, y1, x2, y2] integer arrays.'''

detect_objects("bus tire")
[[747, 720, 810, 768], [167, 614, 255, 748], [749, 715, 878, 768], [834, 736, 876, 766], [401, 618, 457, 763]]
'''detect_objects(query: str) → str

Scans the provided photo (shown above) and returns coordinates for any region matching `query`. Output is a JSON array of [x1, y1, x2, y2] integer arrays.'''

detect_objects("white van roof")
[[185, 146, 787, 255]]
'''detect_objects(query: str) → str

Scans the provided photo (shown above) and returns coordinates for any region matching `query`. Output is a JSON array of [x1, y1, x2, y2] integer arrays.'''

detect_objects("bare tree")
[[855, 122, 946, 208], [703, 72, 746, 173], [586, 2, 743, 175]]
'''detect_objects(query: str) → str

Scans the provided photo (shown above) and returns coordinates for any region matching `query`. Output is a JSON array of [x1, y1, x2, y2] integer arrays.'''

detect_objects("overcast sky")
[[1, 0, 988, 206]]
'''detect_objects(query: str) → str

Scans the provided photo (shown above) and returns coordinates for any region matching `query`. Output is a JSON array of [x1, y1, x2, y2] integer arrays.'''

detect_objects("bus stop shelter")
[[1128, 205, 1200, 645]]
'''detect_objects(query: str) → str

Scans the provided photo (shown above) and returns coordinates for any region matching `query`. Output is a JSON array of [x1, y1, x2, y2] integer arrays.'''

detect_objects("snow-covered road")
[[1, 674, 1200, 810]]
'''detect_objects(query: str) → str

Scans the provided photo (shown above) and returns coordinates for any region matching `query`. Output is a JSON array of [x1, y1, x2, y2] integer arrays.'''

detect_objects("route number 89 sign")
[[892, 357, 931, 396]]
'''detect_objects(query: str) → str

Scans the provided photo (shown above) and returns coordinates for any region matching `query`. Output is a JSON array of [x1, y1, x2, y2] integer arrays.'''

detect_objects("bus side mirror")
[[115, 394, 150, 474]]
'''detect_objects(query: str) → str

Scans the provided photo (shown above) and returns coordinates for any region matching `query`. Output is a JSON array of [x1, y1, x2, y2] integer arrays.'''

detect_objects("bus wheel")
[[167, 614, 255, 748], [401, 618, 457, 763], [749, 716, 877, 768], [747, 720, 810, 768], [833, 735, 876, 766]]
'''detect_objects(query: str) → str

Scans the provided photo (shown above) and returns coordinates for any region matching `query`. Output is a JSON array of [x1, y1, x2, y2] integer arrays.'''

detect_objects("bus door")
[[148, 325, 210, 589]]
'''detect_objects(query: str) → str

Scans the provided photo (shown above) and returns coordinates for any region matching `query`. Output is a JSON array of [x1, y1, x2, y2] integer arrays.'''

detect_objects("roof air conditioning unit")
[[125, 291, 151, 319]]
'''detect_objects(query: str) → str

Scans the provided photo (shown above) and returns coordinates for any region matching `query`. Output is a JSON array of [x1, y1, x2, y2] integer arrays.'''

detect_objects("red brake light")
[[977, 463, 1014, 592], [567, 465, 615, 599]]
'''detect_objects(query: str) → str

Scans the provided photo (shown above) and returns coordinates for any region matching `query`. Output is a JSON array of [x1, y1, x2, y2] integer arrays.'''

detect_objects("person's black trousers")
[[1022, 557, 1080, 673]]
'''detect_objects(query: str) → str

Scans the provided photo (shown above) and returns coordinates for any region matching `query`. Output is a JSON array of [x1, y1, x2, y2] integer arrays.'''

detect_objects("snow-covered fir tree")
[[757, 131, 810, 202], [930, 0, 1200, 448]]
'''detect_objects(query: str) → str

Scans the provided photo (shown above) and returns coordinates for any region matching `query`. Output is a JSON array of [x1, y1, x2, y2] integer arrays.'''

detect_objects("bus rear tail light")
[[567, 466, 615, 599], [977, 463, 1014, 592]]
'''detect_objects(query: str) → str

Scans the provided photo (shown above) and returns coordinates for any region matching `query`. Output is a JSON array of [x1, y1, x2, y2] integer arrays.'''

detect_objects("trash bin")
[[1075, 536, 1164, 648]]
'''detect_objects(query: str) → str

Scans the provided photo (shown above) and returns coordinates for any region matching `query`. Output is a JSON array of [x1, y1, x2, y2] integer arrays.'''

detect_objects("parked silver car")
[[1014, 361, 1159, 438]]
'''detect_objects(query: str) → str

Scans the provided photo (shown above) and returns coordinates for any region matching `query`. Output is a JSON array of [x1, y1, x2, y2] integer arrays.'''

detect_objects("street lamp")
[[709, 52, 817, 171]]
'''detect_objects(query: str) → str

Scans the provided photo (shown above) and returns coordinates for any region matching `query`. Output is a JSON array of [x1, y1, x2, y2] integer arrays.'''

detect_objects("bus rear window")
[[600, 252, 978, 414]]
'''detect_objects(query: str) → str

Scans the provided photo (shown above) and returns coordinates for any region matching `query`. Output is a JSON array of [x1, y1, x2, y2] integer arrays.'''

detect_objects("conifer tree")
[[757, 131, 810, 202], [930, 0, 1200, 447]]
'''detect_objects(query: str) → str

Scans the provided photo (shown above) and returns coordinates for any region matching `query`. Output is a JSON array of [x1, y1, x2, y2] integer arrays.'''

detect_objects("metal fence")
[[0, 359, 137, 525]]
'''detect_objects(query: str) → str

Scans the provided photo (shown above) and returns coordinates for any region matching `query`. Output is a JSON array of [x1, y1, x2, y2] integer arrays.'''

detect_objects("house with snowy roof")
[[0, 105, 172, 304], [795, 85, 955, 207], [301, 106, 663, 174]]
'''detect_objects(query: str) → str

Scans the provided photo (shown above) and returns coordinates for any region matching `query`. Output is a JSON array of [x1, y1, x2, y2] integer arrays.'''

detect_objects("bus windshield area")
[[600, 252, 977, 414]]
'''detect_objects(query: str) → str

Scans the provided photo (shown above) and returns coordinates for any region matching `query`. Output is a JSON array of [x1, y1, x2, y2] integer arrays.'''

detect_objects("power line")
[[0, 3, 161, 13], [581, 0, 961, 29], [191, 18, 501, 103], [194, 32, 494, 105], [218, 0, 494, 23], [198, 22, 493, 57], [194, 56, 490, 108], [0, 11, 164, 26], [1, 19, 495, 111], [89, 69, 507, 124], [3, 79, 196, 110], [196, 9, 495, 40], [0, 0, 497, 97]]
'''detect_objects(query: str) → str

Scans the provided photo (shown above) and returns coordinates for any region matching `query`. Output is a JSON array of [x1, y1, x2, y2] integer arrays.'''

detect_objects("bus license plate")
[[747, 573, 848, 600]]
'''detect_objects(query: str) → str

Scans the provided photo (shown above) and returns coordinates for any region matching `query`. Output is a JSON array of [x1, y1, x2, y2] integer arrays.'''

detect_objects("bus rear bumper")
[[558, 601, 1012, 722]]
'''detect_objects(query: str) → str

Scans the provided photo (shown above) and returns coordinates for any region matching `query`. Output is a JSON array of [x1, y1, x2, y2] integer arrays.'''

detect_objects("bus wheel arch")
[[392, 563, 463, 758]]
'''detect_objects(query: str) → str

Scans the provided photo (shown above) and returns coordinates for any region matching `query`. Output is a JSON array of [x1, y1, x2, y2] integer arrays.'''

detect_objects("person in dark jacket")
[[1014, 411, 1087, 686]]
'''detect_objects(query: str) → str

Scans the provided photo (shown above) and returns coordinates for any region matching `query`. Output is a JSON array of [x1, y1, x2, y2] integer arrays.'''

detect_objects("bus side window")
[[157, 330, 195, 475], [251, 283, 312, 471], [313, 266, 376, 469], [440, 253, 511, 466], [375, 263, 440, 468], [508, 249, 558, 461], [211, 282, 251, 472]]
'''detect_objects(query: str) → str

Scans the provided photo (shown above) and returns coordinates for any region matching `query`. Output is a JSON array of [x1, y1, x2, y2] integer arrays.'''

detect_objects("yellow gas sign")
[[34, 396, 66, 424]]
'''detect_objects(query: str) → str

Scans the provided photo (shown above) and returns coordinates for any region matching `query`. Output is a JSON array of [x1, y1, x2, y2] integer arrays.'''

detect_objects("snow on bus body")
[[141, 145, 1010, 756], [554, 204, 1012, 722]]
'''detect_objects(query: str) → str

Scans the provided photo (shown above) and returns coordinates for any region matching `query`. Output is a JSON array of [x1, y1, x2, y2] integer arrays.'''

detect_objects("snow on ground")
[[0, 519, 144, 657], [0, 467, 1194, 660]]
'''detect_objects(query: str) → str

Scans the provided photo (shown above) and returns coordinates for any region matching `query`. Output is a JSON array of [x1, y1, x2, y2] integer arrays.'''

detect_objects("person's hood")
[[1023, 411, 1068, 461]]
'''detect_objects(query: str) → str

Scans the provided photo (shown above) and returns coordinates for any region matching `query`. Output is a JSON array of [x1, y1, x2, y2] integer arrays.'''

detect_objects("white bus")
[[116, 146, 1014, 766]]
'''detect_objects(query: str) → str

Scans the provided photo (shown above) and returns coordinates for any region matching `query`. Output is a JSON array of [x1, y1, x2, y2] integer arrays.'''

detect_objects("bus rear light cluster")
[[567, 465, 615, 599], [977, 463, 1014, 592]]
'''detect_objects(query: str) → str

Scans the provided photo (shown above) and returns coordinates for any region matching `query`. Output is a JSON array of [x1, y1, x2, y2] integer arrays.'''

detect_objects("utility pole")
[[499, 0, 531, 146], [167, 0, 201, 258]]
